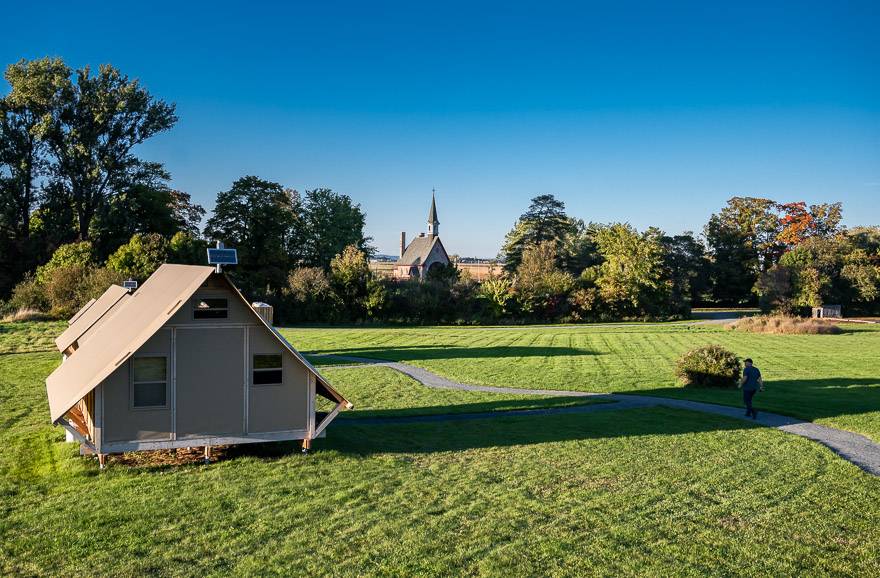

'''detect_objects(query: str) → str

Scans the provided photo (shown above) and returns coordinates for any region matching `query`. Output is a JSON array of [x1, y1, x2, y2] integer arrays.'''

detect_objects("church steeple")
[[427, 189, 439, 236]]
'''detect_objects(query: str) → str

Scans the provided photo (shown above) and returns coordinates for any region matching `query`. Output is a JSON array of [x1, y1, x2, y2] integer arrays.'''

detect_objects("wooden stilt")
[[302, 438, 311, 454], [98, 454, 106, 469], [204, 445, 212, 464]]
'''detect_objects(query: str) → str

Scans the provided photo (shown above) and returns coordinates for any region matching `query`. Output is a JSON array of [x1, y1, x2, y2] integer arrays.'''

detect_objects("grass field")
[[2, 320, 880, 576], [286, 323, 880, 441]]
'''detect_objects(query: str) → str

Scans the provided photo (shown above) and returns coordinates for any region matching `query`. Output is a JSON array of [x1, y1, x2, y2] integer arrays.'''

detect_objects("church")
[[394, 193, 450, 279]]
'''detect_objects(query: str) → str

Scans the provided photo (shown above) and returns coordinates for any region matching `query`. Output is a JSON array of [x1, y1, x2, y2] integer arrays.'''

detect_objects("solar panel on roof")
[[123, 279, 138, 290], [207, 248, 238, 265]]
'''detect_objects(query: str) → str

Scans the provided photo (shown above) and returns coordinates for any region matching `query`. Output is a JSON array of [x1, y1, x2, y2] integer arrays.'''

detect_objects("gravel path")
[[320, 354, 880, 476]]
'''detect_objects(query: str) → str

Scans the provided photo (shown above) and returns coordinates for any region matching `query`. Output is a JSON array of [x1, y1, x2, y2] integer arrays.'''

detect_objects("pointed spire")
[[428, 188, 439, 226]]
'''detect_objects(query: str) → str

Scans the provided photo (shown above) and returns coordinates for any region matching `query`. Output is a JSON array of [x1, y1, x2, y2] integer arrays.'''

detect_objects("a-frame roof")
[[46, 264, 348, 423], [396, 235, 448, 267], [68, 298, 97, 325], [55, 285, 129, 353]]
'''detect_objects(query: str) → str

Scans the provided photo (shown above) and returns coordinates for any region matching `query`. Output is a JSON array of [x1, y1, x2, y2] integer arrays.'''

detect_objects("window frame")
[[252, 353, 283, 387], [192, 296, 229, 320], [129, 356, 169, 411]]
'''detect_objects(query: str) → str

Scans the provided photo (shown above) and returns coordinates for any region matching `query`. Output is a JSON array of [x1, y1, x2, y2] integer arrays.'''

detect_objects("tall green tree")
[[0, 58, 70, 239], [204, 176, 301, 292], [704, 196, 782, 304], [45, 63, 177, 240], [501, 194, 577, 272], [654, 230, 710, 306], [301, 188, 370, 268], [90, 164, 204, 259], [0, 58, 70, 297], [592, 223, 675, 317]]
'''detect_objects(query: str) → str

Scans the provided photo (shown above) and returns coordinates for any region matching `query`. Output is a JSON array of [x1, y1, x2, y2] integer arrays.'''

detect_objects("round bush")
[[675, 345, 741, 388]]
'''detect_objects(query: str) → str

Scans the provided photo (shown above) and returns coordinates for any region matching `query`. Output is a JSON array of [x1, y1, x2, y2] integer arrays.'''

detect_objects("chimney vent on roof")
[[400, 232, 406, 258]]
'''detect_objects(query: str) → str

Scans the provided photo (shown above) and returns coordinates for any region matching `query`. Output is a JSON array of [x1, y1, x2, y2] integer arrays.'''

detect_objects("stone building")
[[394, 193, 450, 279]]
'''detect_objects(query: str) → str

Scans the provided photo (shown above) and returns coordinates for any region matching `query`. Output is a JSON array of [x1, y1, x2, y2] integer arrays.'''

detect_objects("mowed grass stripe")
[[283, 324, 880, 440]]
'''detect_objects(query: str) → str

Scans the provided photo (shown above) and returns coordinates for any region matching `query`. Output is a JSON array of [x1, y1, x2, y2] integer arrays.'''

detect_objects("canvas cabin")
[[45, 264, 351, 467]]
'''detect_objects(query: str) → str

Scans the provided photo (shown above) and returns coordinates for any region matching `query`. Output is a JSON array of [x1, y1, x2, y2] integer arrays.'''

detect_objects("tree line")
[[3, 57, 879, 324], [0, 58, 369, 317], [494, 194, 879, 320]]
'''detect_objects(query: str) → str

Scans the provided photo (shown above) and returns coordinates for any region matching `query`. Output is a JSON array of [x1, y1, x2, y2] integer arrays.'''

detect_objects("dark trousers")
[[743, 389, 757, 416]]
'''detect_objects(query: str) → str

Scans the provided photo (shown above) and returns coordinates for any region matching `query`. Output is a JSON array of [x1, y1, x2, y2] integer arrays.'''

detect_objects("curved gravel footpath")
[[319, 354, 880, 476]]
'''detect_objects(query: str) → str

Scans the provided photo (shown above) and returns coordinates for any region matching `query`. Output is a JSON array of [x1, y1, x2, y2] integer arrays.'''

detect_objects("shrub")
[[726, 315, 842, 335], [35, 241, 93, 285], [8, 274, 49, 312], [41, 265, 124, 318], [107, 233, 168, 280], [168, 232, 209, 265], [284, 267, 341, 322], [675, 345, 741, 388], [477, 276, 514, 318]]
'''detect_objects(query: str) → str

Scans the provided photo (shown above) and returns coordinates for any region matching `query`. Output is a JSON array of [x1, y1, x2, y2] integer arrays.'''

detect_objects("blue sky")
[[2, 1, 878, 257]]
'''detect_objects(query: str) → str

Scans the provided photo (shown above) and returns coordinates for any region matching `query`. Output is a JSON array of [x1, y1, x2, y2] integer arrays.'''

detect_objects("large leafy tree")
[[777, 201, 842, 247], [756, 235, 880, 313], [704, 196, 782, 304], [0, 58, 70, 239], [90, 164, 204, 259], [591, 223, 674, 316], [301, 188, 370, 268], [204, 176, 301, 292], [0, 58, 70, 297], [44, 64, 177, 240], [501, 194, 577, 272], [652, 229, 710, 306]]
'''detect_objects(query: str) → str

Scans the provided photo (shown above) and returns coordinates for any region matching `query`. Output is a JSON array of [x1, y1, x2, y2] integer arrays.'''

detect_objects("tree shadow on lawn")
[[304, 344, 596, 361], [225, 406, 758, 459], [336, 395, 612, 420], [619, 377, 880, 423]]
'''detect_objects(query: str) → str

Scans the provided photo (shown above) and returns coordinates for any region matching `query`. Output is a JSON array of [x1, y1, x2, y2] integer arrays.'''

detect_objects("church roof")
[[397, 235, 445, 266], [428, 193, 438, 223]]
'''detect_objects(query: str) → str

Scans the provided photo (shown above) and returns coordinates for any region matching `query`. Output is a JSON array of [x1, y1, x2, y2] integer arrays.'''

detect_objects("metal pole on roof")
[[215, 240, 224, 274]]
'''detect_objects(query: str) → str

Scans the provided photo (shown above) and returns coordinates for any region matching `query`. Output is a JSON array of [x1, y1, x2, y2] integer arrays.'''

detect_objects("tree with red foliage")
[[777, 202, 842, 248]]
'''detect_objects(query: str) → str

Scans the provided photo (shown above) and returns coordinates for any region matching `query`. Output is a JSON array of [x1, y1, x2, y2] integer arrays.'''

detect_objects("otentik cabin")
[[45, 264, 351, 467]]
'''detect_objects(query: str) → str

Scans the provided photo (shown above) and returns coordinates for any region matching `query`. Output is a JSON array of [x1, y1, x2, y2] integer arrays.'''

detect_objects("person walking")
[[738, 358, 764, 419]]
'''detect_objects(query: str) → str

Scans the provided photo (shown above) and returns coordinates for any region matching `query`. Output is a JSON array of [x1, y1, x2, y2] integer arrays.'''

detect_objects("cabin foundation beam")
[[204, 445, 212, 464], [301, 438, 312, 454], [98, 454, 106, 469]]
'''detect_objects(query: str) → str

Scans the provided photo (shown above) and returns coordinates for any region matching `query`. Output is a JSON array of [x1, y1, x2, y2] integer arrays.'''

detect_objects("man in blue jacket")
[[738, 358, 764, 419]]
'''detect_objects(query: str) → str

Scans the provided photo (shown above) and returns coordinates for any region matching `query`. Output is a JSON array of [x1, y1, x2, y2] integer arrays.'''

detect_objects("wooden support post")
[[302, 438, 312, 454], [204, 445, 212, 464], [98, 454, 106, 469]]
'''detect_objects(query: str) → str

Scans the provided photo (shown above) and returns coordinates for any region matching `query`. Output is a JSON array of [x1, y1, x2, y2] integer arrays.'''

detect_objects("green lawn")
[[283, 323, 880, 441], [323, 365, 604, 418], [3, 321, 880, 576], [0, 320, 65, 354]]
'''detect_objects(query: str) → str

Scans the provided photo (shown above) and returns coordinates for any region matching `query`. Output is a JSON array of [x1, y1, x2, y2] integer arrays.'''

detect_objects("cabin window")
[[131, 357, 168, 409], [253, 354, 283, 386], [192, 297, 228, 319]]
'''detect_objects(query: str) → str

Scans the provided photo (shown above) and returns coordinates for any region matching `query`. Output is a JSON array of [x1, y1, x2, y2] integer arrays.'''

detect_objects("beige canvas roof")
[[68, 298, 96, 325], [55, 285, 129, 353], [46, 264, 350, 423], [46, 265, 214, 422]]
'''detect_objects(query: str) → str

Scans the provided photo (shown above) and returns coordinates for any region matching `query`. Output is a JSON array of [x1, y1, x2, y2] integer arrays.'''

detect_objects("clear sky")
[[2, 1, 878, 258]]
